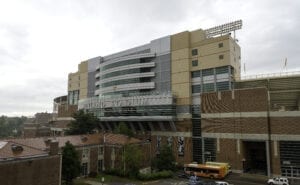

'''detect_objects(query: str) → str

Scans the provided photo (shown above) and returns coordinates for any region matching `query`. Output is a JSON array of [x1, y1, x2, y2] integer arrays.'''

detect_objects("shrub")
[[88, 171, 98, 178], [137, 170, 173, 180], [104, 169, 127, 177]]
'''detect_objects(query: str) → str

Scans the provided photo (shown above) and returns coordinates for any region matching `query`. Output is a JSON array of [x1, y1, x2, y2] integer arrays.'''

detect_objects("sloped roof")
[[7, 133, 142, 151], [0, 141, 48, 161]]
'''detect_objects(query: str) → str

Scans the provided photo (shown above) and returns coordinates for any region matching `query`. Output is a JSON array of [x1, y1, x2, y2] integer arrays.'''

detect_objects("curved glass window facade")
[[100, 68, 151, 79], [100, 77, 152, 88], [100, 58, 152, 71]]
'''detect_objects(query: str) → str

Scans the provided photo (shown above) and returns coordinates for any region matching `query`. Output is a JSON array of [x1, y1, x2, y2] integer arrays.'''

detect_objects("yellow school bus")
[[184, 163, 226, 179], [205, 162, 231, 176]]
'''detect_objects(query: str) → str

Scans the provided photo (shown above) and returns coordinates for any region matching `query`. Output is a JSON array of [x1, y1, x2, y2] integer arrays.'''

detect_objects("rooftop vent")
[[11, 144, 24, 153], [81, 136, 88, 142], [44, 138, 52, 146]]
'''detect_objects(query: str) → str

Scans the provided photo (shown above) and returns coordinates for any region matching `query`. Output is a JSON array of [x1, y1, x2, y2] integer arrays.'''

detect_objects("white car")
[[215, 181, 229, 185], [267, 177, 289, 185]]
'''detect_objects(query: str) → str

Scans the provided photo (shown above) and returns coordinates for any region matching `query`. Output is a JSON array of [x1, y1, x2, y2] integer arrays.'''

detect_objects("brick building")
[[10, 133, 150, 176], [200, 74, 300, 177], [0, 140, 61, 185], [23, 112, 53, 138], [50, 95, 78, 136]]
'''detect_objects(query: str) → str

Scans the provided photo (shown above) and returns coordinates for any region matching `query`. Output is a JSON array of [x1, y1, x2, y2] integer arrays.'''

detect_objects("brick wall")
[[216, 139, 243, 170], [201, 88, 268, 113], [202, 117, 268, 134], [58, 104, 78, 117], [271, 117, 300, 135], [0, 155, 60, 185], [89, 147, 98, 173]]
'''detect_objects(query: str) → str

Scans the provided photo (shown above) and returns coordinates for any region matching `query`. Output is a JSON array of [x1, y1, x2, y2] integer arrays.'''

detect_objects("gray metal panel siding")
[[87, 56, 101, 72], [151, 53, 171, 93], [88, 71, 97, 97]]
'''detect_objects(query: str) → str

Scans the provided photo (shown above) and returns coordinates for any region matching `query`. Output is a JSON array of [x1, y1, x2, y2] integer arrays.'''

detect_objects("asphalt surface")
[[84, 173, 300, 185]]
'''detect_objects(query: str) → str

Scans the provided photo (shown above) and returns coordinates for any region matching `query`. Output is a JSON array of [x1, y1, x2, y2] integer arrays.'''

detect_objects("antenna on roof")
[[205, 20, 243, 39]]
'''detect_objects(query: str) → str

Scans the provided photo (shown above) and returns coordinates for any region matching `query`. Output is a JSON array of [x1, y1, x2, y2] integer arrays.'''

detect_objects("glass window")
[[82, 148, 89, 159], [81, 162, 88, 176], [202, 69, 214, 76], [100, 77, 151, 88], [97, 160, 103, 173], [216, 66, 229, 74], [192, 60, 198, 67], [203, 83, 215, 92], [98, 146, 103, 155], [100, 68, 151, 79], [191, 49, 198, 56], [218, 43, 223, 48], [216, 81, 229, 91], [192, 85, 201, 93], [191, 71, 200, 78], [219, 55, 224, 60]]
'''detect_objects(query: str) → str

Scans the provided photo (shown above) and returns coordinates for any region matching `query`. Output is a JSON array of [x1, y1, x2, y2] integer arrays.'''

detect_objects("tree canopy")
[[152, 144, 175, 171], [0, 116, 26, 138], [114, 122, 134, 137], [124, 144, 142, 177], [67, 110, 99, 135], [62, 141, 81, 185]]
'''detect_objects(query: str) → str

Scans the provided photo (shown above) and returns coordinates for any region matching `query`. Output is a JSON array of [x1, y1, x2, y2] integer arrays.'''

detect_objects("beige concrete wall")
[[171, 32, 192, 105], [229, 37, 241, 79], [68, 61, 89, 99], [171, 30, 241, 106]]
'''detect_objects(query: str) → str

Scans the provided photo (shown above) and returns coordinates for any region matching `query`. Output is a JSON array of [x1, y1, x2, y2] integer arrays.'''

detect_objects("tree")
[[114, 122, 134, 137], [152, 144, 175, 171], [67, 110, 99, 135], [123, 144, 142, 177], [62, 141, 81, 185], [0, 116, 26, 138]]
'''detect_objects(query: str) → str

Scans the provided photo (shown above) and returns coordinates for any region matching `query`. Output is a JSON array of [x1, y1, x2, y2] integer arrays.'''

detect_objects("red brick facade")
[[200, 87, 300, 176], [0, 155, 61, 185]]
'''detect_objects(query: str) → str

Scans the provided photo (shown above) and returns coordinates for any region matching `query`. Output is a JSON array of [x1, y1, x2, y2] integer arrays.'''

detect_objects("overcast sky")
[[0, 0, 299, 117]]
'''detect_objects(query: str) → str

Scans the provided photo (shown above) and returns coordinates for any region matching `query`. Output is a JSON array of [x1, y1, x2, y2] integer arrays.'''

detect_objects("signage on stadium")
[[78, 94, 174, 109]]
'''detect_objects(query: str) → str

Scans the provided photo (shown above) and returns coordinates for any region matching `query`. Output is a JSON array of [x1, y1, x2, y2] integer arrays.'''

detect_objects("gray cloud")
[[0, 77, 66, 116], [0, 0, 300, 116], [0, 23, 29, 65]]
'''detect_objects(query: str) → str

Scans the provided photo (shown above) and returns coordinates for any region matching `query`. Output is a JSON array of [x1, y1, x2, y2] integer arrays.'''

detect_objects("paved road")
[[84, 173, 300, 185]]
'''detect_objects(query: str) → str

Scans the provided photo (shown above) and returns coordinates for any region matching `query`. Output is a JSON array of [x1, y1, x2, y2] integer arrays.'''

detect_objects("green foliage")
[[62, 141, 81, 185], [114, 122, 134, 137], [124, 144, 142, 178], [104, 168, 126, 177], [0, 115, 26, 138], [137, 170, 173, 180], [152, 144, 176, 171], [67, 110, 99, 135]]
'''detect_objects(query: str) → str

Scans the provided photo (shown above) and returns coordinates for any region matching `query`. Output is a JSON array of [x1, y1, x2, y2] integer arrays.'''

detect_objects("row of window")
[[192, 81, 230, 93], [68, 90, 79, 105], [191, 66, 232, 78], [100, 58, 152, 71], [191, 55, 224, 67], [191, 42, 224, 56], [99, 77, 152, 88], [82, 146, 104, 159], [99, 105, 176, 117], [100, 67, 152, 79]]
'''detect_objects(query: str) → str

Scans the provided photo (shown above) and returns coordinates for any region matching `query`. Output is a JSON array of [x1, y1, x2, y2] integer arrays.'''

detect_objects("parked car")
[[267, 177, 289, 185], [215, 181, 229, 185]]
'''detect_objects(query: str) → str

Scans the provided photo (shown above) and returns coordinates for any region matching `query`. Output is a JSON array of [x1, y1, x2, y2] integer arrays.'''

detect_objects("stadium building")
[[65, 20, 300, 177]]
